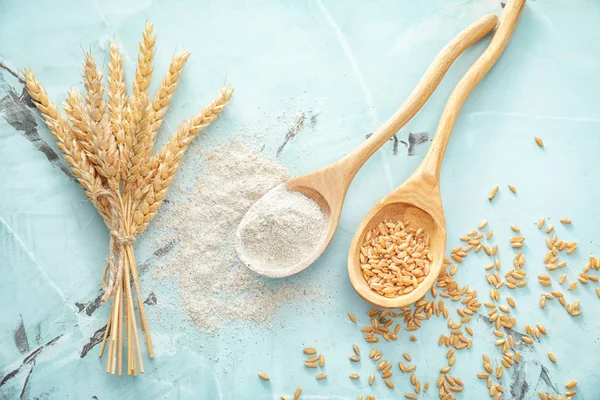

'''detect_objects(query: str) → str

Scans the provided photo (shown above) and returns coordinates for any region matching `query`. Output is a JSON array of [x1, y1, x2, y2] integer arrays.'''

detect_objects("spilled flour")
[[154, 140, 316, 332]]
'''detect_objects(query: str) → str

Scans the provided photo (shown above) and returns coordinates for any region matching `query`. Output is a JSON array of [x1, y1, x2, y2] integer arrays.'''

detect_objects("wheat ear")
[[63, 90, 96, 157], [83, 53, 107, 129], [125, 21, 155, 195], [107, 42, 128, 182], [82, 54, 120, 191], [132, 85, 234, 233], [148, 50, 191, 143], [132, 21, 155, 103], [24, 70, 111, 220]]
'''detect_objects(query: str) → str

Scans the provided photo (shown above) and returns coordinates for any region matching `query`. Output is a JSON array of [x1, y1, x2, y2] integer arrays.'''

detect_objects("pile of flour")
[[235, 185, 326, 277], [154, 140, 316, 332]]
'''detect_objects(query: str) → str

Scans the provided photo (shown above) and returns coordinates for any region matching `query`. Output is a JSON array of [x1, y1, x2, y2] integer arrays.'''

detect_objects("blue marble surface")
[[2, 0, 600, 399]]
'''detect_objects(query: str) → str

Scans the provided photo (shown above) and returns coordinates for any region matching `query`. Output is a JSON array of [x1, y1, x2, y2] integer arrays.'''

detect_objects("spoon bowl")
[[235, 177, 338, 278], [347, 0, 525, 307], [235, 14, 500, 278], [348, 178, 447, 308]]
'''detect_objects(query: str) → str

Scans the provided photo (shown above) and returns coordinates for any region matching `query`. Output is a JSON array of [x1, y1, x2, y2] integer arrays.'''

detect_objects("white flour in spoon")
[[236, 185, 327, 276]]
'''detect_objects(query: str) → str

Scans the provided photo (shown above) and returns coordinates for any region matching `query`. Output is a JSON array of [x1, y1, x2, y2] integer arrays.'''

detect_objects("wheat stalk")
[[132, 85, 234, 233]]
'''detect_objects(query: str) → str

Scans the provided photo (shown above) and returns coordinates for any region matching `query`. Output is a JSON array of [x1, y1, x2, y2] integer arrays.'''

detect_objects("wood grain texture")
[[348, 0, 526, 308]]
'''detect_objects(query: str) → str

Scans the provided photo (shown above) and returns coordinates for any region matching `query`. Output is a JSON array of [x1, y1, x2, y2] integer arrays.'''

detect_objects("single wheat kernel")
[[568, 282, 577, 290], [496, 365, 503, 379], [350, 355, 360, 362], [522, 336, 534, 344], [566, 389, 576, 396], [349, 374, 360, 380], [316, 373, 327, 380], [424, 382, 430, 392], [369, 373, 375, 385], [484, 359, 493, 371], [560, 218, 572, 224], [507, 184, 516, 193], [319, 354, 325, 367], [403, 353, 412, 361], [306, 356, 318, 363], [294, 388, 301, 400], [406, 365, 416, 372], [385, 379, 394, 388], [305, 362, 317, 368], [258, 372, 269, 380], [559, 297, 566, 307], [548, 352, 556, 363], [405, 394, 418, 399], [535, 137, 544, 147], [489, 185, 499, 201], [353, 344, 360, 356], [538, 217, 545, 229], [303, 348, 317, 355], [348, 312, 357, 323]]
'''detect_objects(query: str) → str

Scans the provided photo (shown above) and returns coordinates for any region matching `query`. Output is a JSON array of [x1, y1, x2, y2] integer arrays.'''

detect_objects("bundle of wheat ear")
[[23, 22, 233, 375]]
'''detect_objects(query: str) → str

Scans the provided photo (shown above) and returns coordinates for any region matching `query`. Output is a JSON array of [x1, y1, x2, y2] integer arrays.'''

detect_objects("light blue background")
[[1, 0, 600, 399]]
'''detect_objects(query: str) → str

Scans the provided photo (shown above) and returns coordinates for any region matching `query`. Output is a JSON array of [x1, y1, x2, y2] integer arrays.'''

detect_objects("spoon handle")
[[336, 13, 499, 180], [417, 0, 526, 183]]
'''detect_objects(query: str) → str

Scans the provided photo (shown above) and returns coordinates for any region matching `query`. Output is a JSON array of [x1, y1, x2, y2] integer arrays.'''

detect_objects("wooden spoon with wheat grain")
[[348, 0, 526, 308]]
